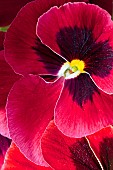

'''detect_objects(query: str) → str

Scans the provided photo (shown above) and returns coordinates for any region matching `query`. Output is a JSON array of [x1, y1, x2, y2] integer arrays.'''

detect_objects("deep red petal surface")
[[0, 0, 33, 27], [41, 121, 102, 170], [0, 135, 11, 169], [6, 75, 64, 166], [0, 50, 20, 137], [2, 143, 53, 170], [5, 0, 88, 76], [55, 76, 113, 138], [90, 0, 112, 15], [0, 32, 5, 50], [37, 2, 112, 57], [87, 126, 113, 169]]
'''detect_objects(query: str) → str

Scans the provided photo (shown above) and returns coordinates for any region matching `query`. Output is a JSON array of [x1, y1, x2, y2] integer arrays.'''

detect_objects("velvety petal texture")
[[0, 50, 20, 137], [6, 75, 64, 166], [55, 74, 113, 137], [0, 0, 33, 27], [5, 0, 88, 76], [41, 121, 102, 170], [2, 143, 53, 170], [0, 135, 11, 169]]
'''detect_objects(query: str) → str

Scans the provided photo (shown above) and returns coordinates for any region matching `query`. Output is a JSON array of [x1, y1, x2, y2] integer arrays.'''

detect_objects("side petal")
[[37, 2, 112, 59], [41, 121, 101, 170], [2, 143, 53, 170], [87, 126, 113, 169], [55, 74, 113, 138], [6, 75, 64, 166]]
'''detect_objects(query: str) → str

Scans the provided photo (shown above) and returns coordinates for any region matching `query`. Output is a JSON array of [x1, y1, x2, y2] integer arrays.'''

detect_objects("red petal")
[[55, 75, 113, 138], [6, 75, 64, 166], [5, 0, 88, 76], [2, 143, 53, 170], [87, 126, 113, 169], [37, 2, 112, 57], [0, 0, 33, 27], [0, 50, 20, 137], [41, 121, 101, 170], [0, 32, 5, 50]]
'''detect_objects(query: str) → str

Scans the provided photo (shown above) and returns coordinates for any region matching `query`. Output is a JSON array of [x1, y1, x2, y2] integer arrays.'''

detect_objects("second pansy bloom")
[[4, 0, 113, 166]]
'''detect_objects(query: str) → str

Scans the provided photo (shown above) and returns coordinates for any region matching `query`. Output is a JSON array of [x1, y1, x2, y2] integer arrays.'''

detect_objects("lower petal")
[[6, 75, 63, 166], [55, 74, 113, 138]]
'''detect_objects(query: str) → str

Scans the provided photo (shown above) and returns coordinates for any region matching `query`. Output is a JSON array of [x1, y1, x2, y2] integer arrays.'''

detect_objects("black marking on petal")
[[56, 27, 113, 78], [40, 75, 58, 82], [69, 138, 101, 170], [100, 138, 113, 170], [33, 38, 65, 75], [65, 74, 100, 107], [0, 135, 11, 157]]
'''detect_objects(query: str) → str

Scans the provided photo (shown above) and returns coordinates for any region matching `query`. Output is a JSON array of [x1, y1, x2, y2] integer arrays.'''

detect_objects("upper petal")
[[6, 75, 63, 166], [37, 2, 112, 59]]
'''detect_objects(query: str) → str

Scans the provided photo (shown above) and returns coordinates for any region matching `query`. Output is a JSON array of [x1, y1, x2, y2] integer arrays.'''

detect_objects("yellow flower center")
[[70, 59, 85, 73], [58, 59, 85, 79]]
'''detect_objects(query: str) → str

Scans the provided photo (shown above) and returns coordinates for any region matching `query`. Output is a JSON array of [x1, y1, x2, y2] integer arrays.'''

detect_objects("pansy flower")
[[4, 0, 113, 166]]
